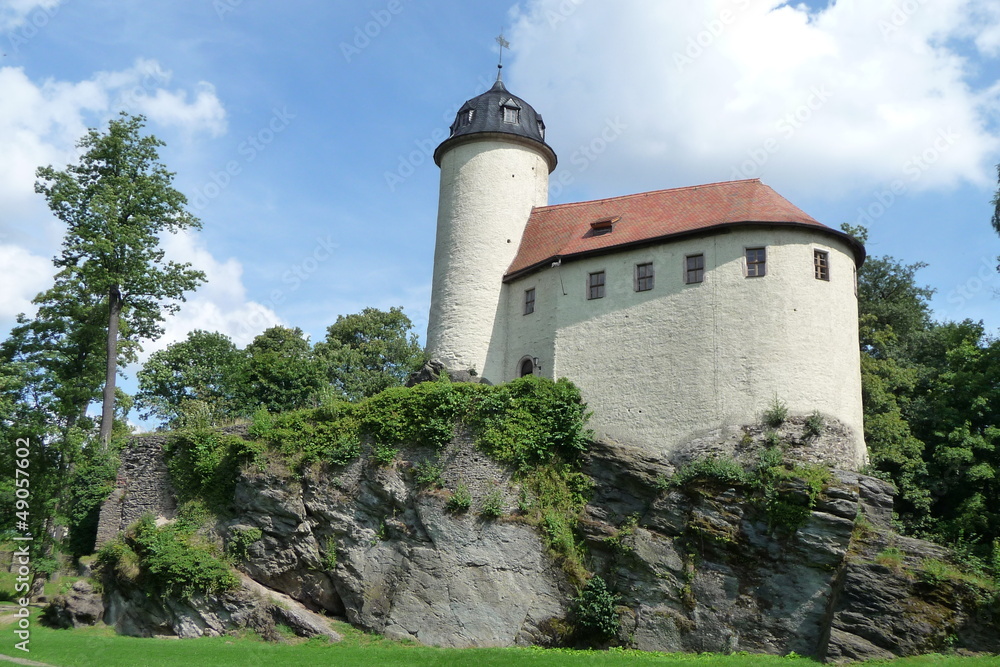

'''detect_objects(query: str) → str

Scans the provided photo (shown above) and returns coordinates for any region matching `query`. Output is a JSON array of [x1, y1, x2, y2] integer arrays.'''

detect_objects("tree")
[[844, 224, 934, 529], [34, 113, 206, 447], [316, 306, 426, 401], [240, 326, 325, 413], [136, 330, 244, 427]]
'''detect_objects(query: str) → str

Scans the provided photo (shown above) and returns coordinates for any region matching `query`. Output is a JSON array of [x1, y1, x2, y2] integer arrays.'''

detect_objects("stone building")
[[426, 74, 867, 467]]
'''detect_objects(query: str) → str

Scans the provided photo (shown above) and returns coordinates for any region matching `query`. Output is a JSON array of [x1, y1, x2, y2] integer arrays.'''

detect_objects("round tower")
[[426, 75, 557, 378]]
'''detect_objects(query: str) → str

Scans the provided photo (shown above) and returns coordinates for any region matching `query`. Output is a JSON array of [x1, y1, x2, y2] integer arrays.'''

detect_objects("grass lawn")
[[2, 608, 998, 667]]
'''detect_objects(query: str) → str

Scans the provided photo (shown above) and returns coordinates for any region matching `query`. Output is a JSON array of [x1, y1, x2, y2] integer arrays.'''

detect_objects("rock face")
[[97, 429, 1000, 660], [42, 580, 104, 629], [232, 432, 569, 647], [581, 440, 1000, 661], [103, 574, 342, 642]]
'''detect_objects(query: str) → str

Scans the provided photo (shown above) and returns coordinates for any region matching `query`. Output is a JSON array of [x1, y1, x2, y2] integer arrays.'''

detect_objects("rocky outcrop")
[[41, 580, 104, 629], [97, 429, 1000, 660], [406, 360, 491, 387], [581, 441, 999, 661], [231, 433, 569, 647], [102, 574, 342, 642]]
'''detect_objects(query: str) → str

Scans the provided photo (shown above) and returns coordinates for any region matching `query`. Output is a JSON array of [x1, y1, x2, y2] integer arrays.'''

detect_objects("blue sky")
[[1, 0, 999, 383]]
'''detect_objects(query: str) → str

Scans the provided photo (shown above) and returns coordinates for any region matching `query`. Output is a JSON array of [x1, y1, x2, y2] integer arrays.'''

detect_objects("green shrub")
[[64, 449, 119, 557], [480, 487, 504, 519], [761, 462, 831, 533], [762, 396, 788, 428], [671, 455, 750, 488], [175, 499, 213, 531], [412, 459, 444, 489], [519, 464, 592, 586], [97, 516, 238, 599], [321, 535, 338, 570], [572, 575, 620, 641], [468, 376, 592, 471], [164, 429, 261, 512], [604, 514, 638, 556], [226, 526, 263, 562], [371, 443, 398, 467], [252, 407, 360, 467], [804, 411, 824, 438], [764, 430, 783, 449], [919, 558, 961, 586], [446, 483, 472, 514]]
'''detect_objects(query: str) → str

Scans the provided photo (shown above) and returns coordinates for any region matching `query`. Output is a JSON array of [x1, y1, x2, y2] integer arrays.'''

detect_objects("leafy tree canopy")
[[316, 306, 426, 401], [136, 330, 244, 427], [240, 326, 325, 413], [34, 112, 205, 445]]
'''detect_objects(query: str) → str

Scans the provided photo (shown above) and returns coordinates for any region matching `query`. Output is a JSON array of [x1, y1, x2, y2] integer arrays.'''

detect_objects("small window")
[[635, 263, 654, 292], [519, 358, 535, 377], [814, 250, 830, 281], [746, 247, 766, 277], [524, 288, 535, 315], [461, 109, 475, 126], [588, 216, 620, 237], [538, 116, 546, 140], [503, 106, 519, 124], [588, 271, 605, 300], [685, 254, 704, 284]]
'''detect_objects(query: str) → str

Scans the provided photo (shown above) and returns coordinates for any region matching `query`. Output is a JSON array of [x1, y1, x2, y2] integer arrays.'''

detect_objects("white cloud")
[[0, 59, 228, 242], [0, 59, 262, 361], [137, 82, 227, 138], [0, 244, 50, 320], [149, 231, 283, 356], [507, 0, 1000, 199], [0, 0, 61, 32]]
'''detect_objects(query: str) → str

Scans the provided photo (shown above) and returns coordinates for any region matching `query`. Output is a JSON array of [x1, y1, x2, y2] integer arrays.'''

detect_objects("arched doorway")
[[519, 357, 535, 377]]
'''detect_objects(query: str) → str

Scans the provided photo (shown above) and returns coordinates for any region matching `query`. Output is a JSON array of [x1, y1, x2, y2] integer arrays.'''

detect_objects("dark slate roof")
[[434, 77, 557, 171], [505, 179, 866, 281]]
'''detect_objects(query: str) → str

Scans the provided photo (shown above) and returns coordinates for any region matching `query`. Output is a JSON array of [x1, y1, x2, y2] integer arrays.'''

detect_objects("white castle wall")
[[496, 226, 866, 468], [427, 139, 550, 375]]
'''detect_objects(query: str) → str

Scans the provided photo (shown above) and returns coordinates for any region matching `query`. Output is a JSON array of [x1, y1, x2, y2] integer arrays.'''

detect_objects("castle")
[[426, 74, 867, 468]]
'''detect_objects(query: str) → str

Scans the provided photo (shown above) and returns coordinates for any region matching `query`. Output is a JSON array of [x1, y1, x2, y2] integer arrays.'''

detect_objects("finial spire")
[[495, 29, 510, 81]]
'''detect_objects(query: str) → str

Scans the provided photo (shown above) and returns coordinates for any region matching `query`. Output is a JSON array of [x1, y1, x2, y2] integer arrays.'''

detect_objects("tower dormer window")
[[500, 97, 522, 125], [461, 109, 475, 126], [538, 116, 546, 140]]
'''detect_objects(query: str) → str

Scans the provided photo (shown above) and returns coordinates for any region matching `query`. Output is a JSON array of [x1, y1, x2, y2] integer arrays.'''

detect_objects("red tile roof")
[[505, 179, 863, 280]]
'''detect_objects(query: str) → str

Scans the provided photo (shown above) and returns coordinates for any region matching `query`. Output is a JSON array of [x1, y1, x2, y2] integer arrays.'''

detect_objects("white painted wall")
[[427, 139, 550, 375], [497, 226, 866, 468]]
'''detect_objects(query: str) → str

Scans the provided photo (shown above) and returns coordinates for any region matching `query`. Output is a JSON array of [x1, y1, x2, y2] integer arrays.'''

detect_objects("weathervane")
[[496, 29, 509, 80]]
